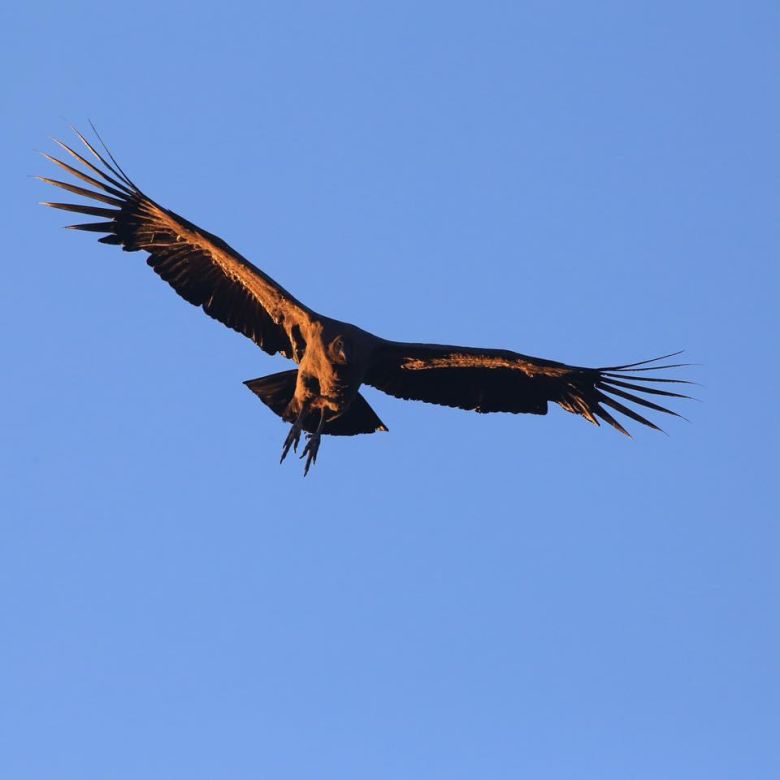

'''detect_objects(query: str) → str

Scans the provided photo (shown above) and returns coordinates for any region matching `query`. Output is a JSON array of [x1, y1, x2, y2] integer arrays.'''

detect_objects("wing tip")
[[560, 351, 694, 436]]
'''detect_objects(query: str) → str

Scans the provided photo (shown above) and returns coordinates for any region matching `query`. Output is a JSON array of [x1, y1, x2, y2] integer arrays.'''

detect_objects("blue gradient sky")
[[2, 2, 778, 778]]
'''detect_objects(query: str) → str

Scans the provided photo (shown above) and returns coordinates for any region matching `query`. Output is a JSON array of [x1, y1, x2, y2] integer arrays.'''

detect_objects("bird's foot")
[[300, 432, 322, 477], [280, 421, 303, 463]]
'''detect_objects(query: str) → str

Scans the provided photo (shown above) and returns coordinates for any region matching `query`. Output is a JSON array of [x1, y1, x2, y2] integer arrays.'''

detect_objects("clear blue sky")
[[2, 2, 778, 778]]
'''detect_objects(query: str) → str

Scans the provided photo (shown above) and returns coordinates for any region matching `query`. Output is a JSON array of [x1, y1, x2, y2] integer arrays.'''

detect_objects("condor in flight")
[[40, 129, 690, 474]]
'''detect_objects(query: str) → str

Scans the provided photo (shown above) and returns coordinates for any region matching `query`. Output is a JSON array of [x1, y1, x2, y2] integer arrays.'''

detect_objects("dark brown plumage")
[[40, 128, 691, 474]]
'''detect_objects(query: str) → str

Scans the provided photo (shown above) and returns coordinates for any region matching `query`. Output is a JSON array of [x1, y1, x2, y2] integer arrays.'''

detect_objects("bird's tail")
[[554, 352, 694, 435], [244, 370, 389, 436]]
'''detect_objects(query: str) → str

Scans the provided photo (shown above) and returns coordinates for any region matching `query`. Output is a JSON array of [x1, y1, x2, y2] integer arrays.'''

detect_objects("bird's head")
[[328, 335, 352, 365]]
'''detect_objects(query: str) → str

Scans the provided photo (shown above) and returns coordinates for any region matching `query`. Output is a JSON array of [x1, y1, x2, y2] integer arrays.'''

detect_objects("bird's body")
[[41, 128, 690, 473]]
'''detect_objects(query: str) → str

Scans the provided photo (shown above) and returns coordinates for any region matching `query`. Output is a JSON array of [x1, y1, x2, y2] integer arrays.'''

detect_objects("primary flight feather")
[[40, 128, 691, 474]]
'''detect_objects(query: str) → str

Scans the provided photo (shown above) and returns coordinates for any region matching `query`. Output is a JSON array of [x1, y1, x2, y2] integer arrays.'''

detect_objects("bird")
[[39, 127, 691, 475]]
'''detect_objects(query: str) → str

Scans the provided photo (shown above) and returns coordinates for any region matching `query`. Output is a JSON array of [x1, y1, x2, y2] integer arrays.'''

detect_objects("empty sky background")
[[2, 2, 778, 778]]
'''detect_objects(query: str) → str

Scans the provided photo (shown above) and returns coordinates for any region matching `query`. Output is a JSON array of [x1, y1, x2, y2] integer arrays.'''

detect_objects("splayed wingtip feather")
[[87, 121, 136, 188], [72, 125, 135, 189], [52, 138, 134, 195], [597, 350, 685, 372]]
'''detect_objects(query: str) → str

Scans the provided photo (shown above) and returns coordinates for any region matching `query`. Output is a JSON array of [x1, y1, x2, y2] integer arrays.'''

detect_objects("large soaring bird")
[[40, 129, 690, 474]]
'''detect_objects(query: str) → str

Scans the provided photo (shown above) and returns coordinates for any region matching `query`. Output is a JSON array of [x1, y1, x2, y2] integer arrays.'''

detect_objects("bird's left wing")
[[40, 129, 308, 358], [365, 340, 691, 435]]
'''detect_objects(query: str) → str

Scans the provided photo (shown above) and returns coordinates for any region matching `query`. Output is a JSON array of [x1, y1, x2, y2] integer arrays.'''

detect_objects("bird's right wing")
[[40, 129, 310, 359], [365, 340, 692, 435]]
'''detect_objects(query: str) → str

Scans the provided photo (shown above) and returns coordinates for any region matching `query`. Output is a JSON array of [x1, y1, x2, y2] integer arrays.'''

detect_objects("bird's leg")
[[280, 407, 307, 464], [300, 408, 326, 476]]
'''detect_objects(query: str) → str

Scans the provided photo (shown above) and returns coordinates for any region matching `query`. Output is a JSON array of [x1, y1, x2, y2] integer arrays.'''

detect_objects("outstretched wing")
[[39, 129, 309, 358], [365, 341, 691, 435]]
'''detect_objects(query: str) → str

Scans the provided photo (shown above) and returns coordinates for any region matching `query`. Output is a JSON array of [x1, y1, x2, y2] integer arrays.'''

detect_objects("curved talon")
[[300, 433, 321, 476], [280, 421, 303, 463]]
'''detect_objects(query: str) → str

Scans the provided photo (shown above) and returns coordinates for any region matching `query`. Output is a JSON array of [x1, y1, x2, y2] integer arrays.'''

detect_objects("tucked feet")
[[280, 407, 327, 475]]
